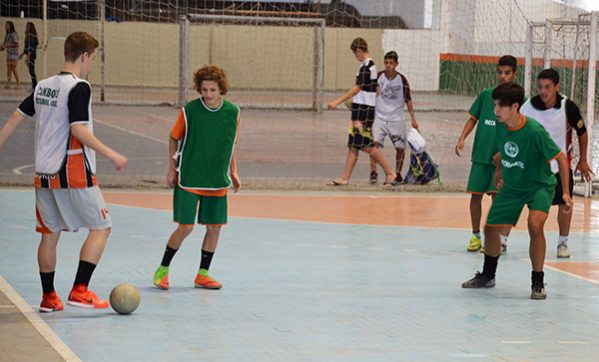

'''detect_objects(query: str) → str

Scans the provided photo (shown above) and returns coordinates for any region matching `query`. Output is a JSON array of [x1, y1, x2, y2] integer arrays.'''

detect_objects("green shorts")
[[486, 187, 555, 226], [467, 162, 497, 194], [173, 186, 228, 225]]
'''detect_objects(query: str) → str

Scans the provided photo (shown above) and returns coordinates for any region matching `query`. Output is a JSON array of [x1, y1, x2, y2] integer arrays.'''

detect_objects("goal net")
[[0, 1, 597, 191], [178, 14, 325, 111]]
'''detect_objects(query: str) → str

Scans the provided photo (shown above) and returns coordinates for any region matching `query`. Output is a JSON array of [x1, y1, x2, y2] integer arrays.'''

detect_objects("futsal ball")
[[109, 283, 140, 315]]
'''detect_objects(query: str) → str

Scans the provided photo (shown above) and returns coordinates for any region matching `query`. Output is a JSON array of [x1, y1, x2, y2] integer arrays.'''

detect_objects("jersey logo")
[[504, 141, 519, 158], [484, 119, 496, 126]]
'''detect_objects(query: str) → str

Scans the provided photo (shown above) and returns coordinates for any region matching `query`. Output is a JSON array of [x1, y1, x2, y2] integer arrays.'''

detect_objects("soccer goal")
[[524, 12, 599, 197], [178, 14, 325, 111]]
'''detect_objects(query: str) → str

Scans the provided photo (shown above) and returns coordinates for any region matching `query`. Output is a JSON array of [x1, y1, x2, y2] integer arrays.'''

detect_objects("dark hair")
[[193, 64, 229, 95], [350, 37, 368, 52], [537, 68, 560, 85], [497, 55, 518, 72], [384, 51, 398, 63], [5, 21, 16, 34], [492, 82, 525, 109], [25, 22, 37, 38], [64, 31, 99, 62]]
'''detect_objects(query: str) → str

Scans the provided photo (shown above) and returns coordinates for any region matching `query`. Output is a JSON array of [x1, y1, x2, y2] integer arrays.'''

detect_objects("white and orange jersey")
[[18, 72, 97, 189]]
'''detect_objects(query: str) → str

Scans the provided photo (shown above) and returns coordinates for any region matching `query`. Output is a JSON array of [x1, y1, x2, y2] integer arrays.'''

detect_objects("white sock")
[[558, 235, 568, 246], [500, 235, 508, 246]]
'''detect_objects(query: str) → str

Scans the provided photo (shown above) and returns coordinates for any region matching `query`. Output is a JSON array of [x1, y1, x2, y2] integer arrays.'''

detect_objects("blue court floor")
[[1, 189, 599, 361]]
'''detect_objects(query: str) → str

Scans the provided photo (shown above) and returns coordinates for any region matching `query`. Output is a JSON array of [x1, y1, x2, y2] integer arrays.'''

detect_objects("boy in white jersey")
[[521, 69, 591, 258], [0, 32, 128, 312], [326, 37, 396, 186], [152, 64, 241, 291], [368, 51, 420, 185]]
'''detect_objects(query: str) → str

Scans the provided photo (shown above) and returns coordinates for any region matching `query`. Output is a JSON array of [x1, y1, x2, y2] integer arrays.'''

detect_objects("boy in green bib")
[[153, 65, 241, 290], [462, 83, 572, 300]]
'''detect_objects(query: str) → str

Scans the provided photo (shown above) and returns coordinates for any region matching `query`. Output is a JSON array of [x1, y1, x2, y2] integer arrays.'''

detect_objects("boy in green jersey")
[[153, 64, 241, 290], [462, 83, 572, 300], [455, 55, 518, 253]]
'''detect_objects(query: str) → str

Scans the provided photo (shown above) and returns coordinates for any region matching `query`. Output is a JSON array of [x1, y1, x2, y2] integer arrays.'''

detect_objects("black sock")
[[531, 271, 544, 287], [40, 271, 55, 294], [73, 260, 96, 287], [161, 245, 178, 267], [482, 254, 499, 279], [200, 249, 215, 271]]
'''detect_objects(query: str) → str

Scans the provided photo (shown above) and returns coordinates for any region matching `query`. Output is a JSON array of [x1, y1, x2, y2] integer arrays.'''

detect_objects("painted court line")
[[95, 117, 168, 145], [558, 341, 588, 345], [543, 263, 599, 285], [502, 341, 532, 344], [447, 353, 489, 358], [0, 276, 81, 362]]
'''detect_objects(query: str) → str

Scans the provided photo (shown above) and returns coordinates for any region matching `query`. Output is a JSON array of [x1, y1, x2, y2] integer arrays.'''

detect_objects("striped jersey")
[[18, 72, 97, 189], [353, 58, 377, 107]]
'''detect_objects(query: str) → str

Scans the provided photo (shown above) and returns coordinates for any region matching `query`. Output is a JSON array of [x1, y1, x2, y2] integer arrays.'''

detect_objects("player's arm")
[[567, 100, 594, 182], [71, 124, 127, 170], [575, 131, 593, 182], [406, 100, 419, 129], [455, 116, 477, 156], [0, 110, 27, 150], [556, 152, 573, 212], [166, 135, 178, 188], [327, 85, 360, 110], [68, 82, 127, 170], [493, 152, 503, 189], [230, 151, 241, 192]]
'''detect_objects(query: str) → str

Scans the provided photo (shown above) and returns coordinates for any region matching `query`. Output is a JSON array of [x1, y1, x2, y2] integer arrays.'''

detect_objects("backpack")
[[403, 129, 441, 185]]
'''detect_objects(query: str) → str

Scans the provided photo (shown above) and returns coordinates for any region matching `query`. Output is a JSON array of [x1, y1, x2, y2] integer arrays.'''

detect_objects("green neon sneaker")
[[467, 235, 482, 252], [153, 266, 169, 290]]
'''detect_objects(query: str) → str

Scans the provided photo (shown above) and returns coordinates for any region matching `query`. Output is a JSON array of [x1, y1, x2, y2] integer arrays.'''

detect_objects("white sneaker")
[[557, 244, 570, 258]]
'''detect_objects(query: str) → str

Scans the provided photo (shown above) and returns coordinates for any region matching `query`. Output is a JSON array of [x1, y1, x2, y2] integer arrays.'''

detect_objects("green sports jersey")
[[496, 115, 562, 192], [178, 98, 239, 190], [469, 87, 498, 164]]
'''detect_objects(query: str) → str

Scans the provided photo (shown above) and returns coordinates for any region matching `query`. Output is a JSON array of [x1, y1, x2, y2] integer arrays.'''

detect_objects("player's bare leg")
[[364, 146, 396, 184], [329, 148, 359, 186], [557, 204, 572, 258], [395, 148, 405, 180]]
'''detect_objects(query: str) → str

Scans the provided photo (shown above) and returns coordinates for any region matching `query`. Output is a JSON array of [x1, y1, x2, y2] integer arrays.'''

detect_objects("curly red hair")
[[193, 64, 229, 95]]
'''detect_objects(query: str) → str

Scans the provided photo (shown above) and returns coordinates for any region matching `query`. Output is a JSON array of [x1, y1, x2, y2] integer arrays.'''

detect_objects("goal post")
[[178, 14, 325, 112]]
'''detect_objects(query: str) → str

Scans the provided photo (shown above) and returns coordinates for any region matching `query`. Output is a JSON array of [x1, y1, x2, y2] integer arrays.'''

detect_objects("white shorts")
[[372, 117, 407, 149], [35, 186, 112, 233]]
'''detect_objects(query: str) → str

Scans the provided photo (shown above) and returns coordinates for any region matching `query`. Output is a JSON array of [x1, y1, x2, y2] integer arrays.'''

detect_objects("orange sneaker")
[[194, 273, 222, 289], [67, 285, 109, 309], [153, 266, 169, 290], [39, 291, 64, 313]]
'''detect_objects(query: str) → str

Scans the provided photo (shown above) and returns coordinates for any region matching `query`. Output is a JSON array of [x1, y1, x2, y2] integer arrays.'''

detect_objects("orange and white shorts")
[[35, 186, 112, 233]]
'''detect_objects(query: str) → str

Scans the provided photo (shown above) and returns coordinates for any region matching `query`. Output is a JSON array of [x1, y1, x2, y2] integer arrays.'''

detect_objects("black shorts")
[[347, 120, 374, 149], [552, 169, 574, 205], [351, 104, 375, 122]]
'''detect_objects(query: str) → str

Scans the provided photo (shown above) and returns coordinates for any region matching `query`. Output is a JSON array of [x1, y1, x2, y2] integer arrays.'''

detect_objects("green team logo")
[[504, 141, 519, 158]]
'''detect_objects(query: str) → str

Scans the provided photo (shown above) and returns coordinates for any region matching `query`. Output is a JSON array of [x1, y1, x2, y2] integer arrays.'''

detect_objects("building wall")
[[0, 1, 592, 94]]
